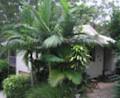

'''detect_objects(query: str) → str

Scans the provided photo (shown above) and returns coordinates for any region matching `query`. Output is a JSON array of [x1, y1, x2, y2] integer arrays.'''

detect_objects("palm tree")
[[2, 0, 115, 86]]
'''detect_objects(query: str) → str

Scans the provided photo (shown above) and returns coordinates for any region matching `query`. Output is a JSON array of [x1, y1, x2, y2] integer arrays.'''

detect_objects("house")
[[86, 46, 117, 78], [81, 25, 117, 78], [7, 25, 116, 78]]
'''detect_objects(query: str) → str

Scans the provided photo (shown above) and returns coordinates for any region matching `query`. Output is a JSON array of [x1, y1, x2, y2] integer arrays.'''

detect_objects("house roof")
[[73, 24, 115, 46]]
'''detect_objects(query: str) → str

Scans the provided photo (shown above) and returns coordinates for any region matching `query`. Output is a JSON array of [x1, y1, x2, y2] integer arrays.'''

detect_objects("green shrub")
[[116, 59, 120, 74], [0, 60, 8, 70], [3, 75, 30, 98], [0, 60, 9, 89], [26, 83, 62, 98], [114, 80, 120, 98], [26, 83, 74, 98]]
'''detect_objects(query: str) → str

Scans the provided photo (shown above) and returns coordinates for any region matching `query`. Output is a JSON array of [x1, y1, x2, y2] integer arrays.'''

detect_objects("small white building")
[[16, 52, 31, 74], [86, 46, 117, 78]]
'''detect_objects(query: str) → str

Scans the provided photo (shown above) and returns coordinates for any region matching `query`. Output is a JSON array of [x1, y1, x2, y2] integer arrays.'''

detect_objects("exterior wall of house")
[[111, 54, 117, 71], [86, 46, 104, 78], [104, 48, 117, 74], [16, 51, 30, 74]]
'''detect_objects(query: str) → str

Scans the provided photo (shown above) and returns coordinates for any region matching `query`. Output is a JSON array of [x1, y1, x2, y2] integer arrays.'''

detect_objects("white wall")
[[86, 46, 104, 78], [16, 51, 30, 74], [104, 48, 117, 75], [111, 53, 117, 72]]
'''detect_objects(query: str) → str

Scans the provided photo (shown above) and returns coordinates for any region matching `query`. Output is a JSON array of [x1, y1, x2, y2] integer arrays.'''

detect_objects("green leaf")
[[48, 69, 65, 87], [33, 9, 51, 33], [38, 0, 52, 25], [65, 71, 82, 85], [43, 35, 64, 48], [20, 4, 34, 25], [60, 0, 69, 14], [42, 54, 65, 63], [32, 0, 53, 33], [0, 60, 8, 70]]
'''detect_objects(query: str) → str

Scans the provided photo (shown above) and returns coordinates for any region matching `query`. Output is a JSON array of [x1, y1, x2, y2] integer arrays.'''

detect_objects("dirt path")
[[87, 82, 115, 98]]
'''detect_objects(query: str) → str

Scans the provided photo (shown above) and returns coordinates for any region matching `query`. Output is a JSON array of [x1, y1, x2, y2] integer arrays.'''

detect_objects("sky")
[[77, 0, 120, 23]]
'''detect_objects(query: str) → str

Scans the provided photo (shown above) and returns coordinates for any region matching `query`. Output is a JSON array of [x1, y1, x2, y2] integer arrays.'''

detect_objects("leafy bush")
[[48, 45, 90, 87], [116, 59, 120, 74], [26, 83, 74, 98], [0, 60, 9, 89], [3, 75, 30, 98], [114, 80, 120, 98], [0, 60, 8, 70], [116, 59, 120, 68]]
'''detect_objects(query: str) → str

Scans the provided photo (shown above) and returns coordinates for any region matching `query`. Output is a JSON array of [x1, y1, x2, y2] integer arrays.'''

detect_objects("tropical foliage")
[[0, 0, 117, 98], [25, 83, 74, 98], [108, 8, 120, 54], [0, 60, 9, 89], [1, 0, 96, 87], [0, 60, 8, 70], [3, 75, 30, 98], [114, 80, 120, 98]]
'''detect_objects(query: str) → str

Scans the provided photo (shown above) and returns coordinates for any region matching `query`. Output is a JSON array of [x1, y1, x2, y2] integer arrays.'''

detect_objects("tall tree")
[[2, 0, 115, 86]]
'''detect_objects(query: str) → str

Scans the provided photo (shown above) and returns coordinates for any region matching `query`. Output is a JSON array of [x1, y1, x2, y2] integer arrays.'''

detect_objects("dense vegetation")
[[106, 7, 120, 98], [2, 0, 95, 86], [3, 75, 30, 98], [2, 0, 96, 97], [1, 0, 119, 98]]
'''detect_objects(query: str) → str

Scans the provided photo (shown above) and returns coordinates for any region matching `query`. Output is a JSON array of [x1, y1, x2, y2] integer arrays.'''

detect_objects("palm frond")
[[43, 35, 64, 48], [20, 2, 34, 25], [14, 24, 39, 32], [32, 0, 53, 33], [6, 37, 25, 50], [37, 0, 52, 26], [59, 0, 75, 37], [60, 0, 69, 14], [41, 54, 65, 63], [33, 9, 51, 33], [1, 31, 17, 41]]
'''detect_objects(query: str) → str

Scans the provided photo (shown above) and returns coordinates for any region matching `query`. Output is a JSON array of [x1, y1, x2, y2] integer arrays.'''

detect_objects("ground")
[[87, 82, 115, 98], [0, 82, 116, 98]]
